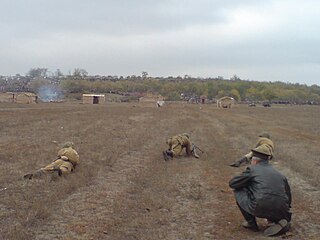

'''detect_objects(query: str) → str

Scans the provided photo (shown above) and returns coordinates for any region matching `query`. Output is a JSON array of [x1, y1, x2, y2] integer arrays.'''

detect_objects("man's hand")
[[229, 161, 241, 167], [229, 157, 248, 167]]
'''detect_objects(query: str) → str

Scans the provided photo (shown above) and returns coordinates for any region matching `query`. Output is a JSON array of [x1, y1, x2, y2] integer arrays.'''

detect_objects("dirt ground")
[[0, 102, 319, 240]]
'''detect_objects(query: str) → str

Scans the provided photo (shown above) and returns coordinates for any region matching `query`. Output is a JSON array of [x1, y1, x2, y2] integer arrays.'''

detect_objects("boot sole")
[[264, 219, 289, 236]]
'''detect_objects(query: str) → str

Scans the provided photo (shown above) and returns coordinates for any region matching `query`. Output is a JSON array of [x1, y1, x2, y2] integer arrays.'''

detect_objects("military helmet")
[[62, 141, 74, 148], [259, 131, 271, 139], [181, 133, 190, 138], [252, 145, 271, 160]]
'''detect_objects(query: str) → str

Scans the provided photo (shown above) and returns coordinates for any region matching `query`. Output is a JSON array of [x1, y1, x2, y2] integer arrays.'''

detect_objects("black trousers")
[[236, 202, 257, 223], [236, 201, 292, 223]]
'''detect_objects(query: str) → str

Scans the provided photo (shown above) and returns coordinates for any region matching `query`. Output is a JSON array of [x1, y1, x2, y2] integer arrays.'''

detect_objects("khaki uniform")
[[24, 144, 80, 179], [41, 147, 80, 174], [245, 137, 274, 160], [167, 134, 192, 157], [230, 133, 274, 168]]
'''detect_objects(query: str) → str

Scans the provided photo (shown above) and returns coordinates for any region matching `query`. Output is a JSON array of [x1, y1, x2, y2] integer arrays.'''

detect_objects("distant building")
[[200, 95, 208, 104], [82, 94, 105, 104], [217, 96, 235, 108], [0, 92, 15, 103], [16, 92, 38, 104], [0, 92, 38, 104]]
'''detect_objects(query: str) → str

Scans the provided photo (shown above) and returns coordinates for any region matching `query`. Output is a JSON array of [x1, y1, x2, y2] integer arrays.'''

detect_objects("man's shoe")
[[242, 221, 259, 231], [264, 219, 290, 236]]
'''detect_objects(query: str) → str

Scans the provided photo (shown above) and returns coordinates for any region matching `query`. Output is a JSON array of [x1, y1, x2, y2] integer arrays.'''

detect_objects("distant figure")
[[24, 142, 80, 179], [229, 132, 274, 167], [162, 133, 199, 161], [229, 145, 292, 237], [156, 100, 165, 107]]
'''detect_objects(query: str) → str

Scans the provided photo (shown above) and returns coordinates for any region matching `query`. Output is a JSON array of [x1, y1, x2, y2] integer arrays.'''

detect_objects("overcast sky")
[[1, 0, 319, 85]]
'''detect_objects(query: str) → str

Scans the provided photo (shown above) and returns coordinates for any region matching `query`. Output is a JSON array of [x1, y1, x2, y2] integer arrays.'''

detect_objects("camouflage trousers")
[[24, 159, 73, 179]]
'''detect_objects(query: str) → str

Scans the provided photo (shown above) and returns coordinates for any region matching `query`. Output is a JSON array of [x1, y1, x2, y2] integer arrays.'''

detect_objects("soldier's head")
[[62, 141, 74, 149], [181, 133, 190, 139], [258, 131, 271, 139], [251, 145, 271, 162]]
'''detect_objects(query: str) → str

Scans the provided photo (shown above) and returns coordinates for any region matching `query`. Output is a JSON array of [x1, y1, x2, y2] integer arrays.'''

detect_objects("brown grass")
[[0, 102, 319, 239]]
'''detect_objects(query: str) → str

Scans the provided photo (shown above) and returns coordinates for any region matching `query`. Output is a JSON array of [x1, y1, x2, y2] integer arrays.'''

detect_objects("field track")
[[0, 102, 319, 239]]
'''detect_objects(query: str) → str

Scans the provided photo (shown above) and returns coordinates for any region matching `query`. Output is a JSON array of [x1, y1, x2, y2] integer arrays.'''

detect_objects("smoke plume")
[[38, 85, 63, 102]]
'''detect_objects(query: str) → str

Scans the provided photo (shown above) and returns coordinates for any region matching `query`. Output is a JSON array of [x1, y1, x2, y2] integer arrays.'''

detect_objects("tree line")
[[60, 77, 320, 104], [1, 68, 319, 104]]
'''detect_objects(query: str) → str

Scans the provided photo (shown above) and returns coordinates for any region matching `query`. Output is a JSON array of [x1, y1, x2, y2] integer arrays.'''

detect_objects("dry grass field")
[[0, 102, 319, 240]]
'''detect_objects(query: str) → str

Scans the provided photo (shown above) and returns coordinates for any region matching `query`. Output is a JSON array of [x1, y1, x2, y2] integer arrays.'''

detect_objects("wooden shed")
[[200, 95, 208, 104], [0, 92, 15, 103], [82, 94, 105, 104], [16, 92, 38, 104], [217, 96, 235, 108], [0, 92, 38, 104]]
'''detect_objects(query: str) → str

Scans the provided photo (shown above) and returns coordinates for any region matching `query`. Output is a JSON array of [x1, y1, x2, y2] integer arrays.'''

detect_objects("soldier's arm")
[[185, 139, 192, 155], [171, 143, 179, 151]]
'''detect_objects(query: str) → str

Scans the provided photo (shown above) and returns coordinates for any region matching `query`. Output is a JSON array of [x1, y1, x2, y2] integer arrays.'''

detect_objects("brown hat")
[[252, 145, 271, 161]]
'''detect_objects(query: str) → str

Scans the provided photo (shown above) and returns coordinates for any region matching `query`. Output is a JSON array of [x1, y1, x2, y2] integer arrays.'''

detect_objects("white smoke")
[[38, 85, 63, 102]]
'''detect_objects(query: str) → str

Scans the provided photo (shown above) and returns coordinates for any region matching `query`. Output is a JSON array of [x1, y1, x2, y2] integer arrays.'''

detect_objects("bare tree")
[[73, 68, 88, 78], [142, 71, 148, 79], [27, 68, 48, 78]]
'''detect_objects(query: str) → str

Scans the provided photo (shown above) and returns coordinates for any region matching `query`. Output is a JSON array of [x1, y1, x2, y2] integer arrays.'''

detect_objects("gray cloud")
[[1, 0, 319, 85]]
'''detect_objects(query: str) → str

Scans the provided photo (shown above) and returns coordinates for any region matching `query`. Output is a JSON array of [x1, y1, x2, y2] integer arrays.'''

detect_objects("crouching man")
[[24, 142, 80, 179], [229, 145, 292, 237]]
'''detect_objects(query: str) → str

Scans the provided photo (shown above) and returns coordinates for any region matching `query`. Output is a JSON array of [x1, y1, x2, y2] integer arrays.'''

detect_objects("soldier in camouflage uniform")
[[24, 142, 80, 179], [229, 132, 274, 167], [163, 133, 199, 161]]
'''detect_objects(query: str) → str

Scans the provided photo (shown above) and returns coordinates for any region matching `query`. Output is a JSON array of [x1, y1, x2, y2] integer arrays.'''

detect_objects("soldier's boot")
[[23, 173, 34, 180], [242, 220, 259, 232], [24, 170, 44, 180], [229, 156, 248, 167], [162, 150, 173, 161], [162, 151, 168, 161], [264, 219, 290, 237]]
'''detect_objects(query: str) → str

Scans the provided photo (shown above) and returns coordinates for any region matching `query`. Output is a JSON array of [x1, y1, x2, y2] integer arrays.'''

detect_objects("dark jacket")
[[229, 161, 292, 221]]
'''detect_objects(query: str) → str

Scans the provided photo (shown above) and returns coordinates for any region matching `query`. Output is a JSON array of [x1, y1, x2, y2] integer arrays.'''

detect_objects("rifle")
[[192, 143, 204, 153]]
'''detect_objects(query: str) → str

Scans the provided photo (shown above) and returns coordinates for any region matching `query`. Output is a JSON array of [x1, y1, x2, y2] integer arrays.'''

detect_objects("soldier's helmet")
[[181, 133, 190, 138], [259, 132, 271, 139], [62, 141, 74, 148], [251, 145, 271, 160]]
